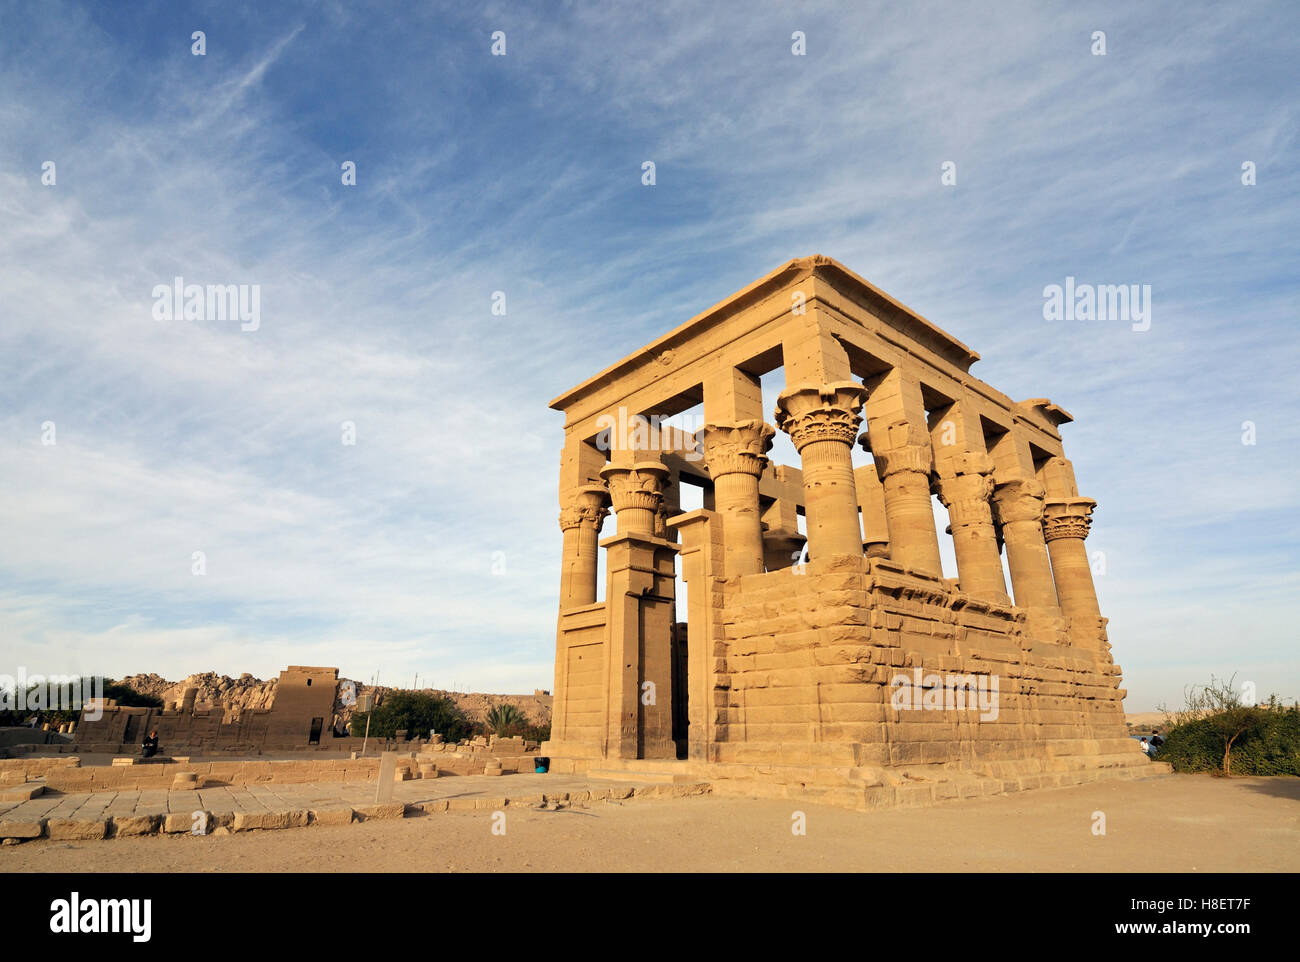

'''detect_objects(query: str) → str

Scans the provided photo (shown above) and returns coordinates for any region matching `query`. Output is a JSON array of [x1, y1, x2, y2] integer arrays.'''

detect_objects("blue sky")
[[1, 1, 1296, 709]]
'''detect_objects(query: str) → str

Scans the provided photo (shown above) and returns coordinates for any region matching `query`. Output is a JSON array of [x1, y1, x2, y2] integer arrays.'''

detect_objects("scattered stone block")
[[48, 818, 109, 840], [0, 819, 46, 839], [309, 807, 354, 826], [231, 810, 309, 832], [162, 812, 198, 834], [111, 814, 160, 837], [0, 784, 44, 801], [353, 802, 404, 821]]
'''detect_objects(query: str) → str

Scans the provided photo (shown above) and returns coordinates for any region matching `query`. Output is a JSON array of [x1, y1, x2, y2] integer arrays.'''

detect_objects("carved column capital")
[[696, 419, 775, 479], [1042, 497, 1097, 542], [992, 478, 1047, 525], [559, 483, 611, 532], [600, 461, 670, 515], [934, 471, 995, 527], [871, 442, 933, 479], [774, 381, 866, 452]]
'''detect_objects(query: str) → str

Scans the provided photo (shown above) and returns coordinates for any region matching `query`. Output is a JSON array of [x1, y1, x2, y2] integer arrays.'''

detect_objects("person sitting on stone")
[[141, 730, 159, 758], [1139, 736, 1150, 755]]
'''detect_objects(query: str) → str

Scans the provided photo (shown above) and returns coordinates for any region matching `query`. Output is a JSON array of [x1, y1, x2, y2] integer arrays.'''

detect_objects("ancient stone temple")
[[543, 255, 1154, 807]]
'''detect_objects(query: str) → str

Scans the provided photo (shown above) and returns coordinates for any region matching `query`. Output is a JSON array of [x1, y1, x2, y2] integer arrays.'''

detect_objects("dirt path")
[[4, 774, 1296, 872]]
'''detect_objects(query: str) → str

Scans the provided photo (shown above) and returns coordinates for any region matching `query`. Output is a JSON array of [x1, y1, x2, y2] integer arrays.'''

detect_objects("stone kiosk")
[[542, 256, 1156, 808]]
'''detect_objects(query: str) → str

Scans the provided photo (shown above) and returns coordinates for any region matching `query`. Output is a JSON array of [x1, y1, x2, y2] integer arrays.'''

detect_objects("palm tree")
[[485, 703, 524, 736]]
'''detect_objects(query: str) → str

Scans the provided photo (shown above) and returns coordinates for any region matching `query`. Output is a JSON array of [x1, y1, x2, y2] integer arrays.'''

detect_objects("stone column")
[[1043, 497, 1101, 621], [696, 419, 775, 578], [934, 453, 1008, 602], [855, 463, 891, 559], [992, 478, 1060, 611], [866, 433, 942, 576], [601, 460, 670, 536], [557, 483, 611, 607], [775, 381, 866, 560]]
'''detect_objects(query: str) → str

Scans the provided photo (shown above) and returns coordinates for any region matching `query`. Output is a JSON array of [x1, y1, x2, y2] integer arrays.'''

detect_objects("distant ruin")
[[71, 666, 554, 756], [74, 667, 344, 754]]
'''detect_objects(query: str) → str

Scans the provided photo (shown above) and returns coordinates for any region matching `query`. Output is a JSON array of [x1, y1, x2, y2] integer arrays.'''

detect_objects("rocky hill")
[[111, 671, 551, 726]]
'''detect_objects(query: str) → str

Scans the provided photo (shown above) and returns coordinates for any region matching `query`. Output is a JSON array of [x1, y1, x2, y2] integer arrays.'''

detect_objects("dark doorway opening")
[[672, 622, 688, 758], [308, 717, 323, 745]]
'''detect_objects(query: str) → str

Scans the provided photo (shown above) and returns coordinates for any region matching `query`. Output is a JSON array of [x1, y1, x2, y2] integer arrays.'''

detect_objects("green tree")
[[349, 691, 475, 743], [101, 681, 164, 709]]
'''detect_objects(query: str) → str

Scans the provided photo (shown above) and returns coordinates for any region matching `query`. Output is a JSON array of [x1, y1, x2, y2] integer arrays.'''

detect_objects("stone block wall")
[[711, 555, 1135, 776]]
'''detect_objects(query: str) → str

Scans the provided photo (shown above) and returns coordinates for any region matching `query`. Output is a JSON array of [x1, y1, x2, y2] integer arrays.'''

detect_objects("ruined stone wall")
[[74, 705, 275, 755]]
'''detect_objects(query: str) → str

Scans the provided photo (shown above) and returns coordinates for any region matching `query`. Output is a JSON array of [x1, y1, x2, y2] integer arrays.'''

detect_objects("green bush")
[[1159, 695, 1300, 776], [349, 691, 475, 743], [520, 722, 550, 743]]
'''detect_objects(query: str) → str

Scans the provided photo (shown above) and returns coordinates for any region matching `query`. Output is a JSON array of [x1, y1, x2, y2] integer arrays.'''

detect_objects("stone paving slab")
[[0, 773, 698, 843]]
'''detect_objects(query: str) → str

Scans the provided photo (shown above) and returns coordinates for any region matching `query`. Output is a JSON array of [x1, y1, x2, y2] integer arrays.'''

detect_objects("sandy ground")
[[3, 773, 1296, 873]]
